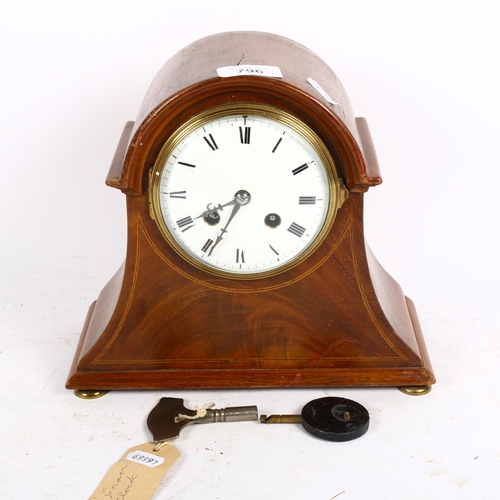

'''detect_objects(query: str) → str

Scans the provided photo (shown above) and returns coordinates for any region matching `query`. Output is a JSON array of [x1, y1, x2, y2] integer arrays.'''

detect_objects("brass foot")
[[398, 385, 432, 396], [74, 389, 108, 399]]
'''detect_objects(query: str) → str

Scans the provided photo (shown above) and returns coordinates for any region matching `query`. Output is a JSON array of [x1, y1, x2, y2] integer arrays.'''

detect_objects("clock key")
[[260, 397, 369, 442], [147, 397, 258, 442]]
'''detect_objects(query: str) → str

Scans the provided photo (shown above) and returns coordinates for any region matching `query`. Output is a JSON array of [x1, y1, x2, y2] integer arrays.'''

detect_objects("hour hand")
[[195, 199, 236, 219]]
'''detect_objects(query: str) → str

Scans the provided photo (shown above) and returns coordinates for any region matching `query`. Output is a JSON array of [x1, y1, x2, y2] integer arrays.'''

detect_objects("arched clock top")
[[106, 32, 381, 196]]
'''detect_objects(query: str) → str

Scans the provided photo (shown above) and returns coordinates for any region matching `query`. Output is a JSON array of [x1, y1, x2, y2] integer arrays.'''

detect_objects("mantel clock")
[[66, 32, 435, 396]]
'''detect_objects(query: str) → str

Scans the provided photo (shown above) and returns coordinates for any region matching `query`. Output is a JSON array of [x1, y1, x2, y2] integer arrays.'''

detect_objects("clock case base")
[[67, 292, 433, 390], [66, 32, 435, 392]]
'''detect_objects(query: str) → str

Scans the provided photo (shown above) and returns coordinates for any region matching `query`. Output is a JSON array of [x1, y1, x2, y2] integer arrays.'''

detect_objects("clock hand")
[[208, 203, 241, 257], [208, 190, 251, 257], [194, 199, 237, 220]]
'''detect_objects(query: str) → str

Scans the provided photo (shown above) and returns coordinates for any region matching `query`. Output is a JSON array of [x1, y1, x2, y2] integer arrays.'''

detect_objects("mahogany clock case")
[[66, 32, 435, 391]]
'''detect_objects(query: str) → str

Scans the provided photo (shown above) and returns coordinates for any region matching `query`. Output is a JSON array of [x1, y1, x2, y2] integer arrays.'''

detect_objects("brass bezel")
[[150, 103, 344, 280]]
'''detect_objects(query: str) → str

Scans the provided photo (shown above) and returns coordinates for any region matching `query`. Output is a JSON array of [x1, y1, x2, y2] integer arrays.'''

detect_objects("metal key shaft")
[[260, 411, 352, 424], [260, 414, 303, 424]]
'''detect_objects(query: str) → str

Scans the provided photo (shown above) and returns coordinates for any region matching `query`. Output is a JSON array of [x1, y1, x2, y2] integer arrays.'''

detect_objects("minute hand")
[[207, 189, 251, 257], [207, 202, 241, 257]]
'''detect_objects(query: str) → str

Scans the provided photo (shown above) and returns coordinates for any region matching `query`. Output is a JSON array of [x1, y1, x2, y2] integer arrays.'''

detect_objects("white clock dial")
[[152, 107, 339, 278]]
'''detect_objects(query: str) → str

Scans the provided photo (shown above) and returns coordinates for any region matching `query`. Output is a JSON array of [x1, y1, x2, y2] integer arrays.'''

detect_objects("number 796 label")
[[217, 65, 283, 78]]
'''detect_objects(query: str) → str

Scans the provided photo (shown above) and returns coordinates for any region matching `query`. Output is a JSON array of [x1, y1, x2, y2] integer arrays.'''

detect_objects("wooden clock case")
[[66, 32, 435, 392]]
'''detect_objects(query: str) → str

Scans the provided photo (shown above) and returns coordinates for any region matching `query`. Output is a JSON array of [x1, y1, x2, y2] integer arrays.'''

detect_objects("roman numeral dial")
[[292, 163, 309, 175], [152, 108, 339, 277], [203, 134, 218, 151], [176, 215, 195, 232], [239, 126, 251, 144]]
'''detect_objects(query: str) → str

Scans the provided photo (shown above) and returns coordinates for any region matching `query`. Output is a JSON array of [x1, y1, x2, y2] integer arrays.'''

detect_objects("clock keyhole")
[[265, 213, 281, 228], [204, 211, 220, 226]]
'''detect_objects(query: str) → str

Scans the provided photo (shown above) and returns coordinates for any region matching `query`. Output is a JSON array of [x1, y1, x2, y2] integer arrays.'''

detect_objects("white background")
[[1, 1, 499, 498]]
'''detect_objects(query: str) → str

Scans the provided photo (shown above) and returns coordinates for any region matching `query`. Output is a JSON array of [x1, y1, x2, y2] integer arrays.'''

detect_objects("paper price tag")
[[307, 77, 338, 105], [89, 443, 180, 500], [217, 65, 283, 78], [126, 450, 164, 468]]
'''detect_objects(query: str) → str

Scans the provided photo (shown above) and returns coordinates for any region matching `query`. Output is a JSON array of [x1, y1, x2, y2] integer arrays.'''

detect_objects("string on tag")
[[177, 402, 215, 421], [153, 440, 170, 452]]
